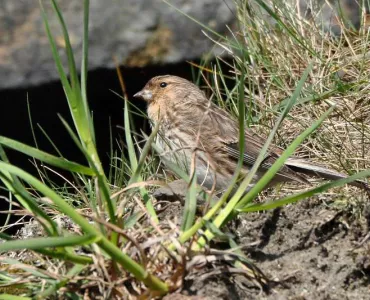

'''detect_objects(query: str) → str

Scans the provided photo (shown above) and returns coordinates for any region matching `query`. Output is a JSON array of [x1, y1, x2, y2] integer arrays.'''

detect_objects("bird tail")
[[285, 158, 369, 192]]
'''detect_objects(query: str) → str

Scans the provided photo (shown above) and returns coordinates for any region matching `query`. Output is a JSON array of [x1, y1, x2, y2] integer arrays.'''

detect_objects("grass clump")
[[0, 0, 369, 298]]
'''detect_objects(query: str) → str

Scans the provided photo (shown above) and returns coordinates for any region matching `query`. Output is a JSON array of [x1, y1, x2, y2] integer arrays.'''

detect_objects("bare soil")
[[167, 197, 370, 299]]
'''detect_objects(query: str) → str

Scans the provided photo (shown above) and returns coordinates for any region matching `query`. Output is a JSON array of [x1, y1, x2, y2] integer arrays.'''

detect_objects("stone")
[[2, 1, 368, 90], [0, 0, 234, 89]]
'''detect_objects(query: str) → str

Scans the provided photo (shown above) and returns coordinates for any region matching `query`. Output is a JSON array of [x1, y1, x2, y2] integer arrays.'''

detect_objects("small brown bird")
[[134, 75, 368, 194]]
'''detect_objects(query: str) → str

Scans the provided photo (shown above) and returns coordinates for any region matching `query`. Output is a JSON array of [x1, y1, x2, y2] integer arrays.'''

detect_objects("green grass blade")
[[0, 136, 94, 176], [81, 0, 89, 107], [41, 0, 99, 175], [37, 124, 63, 157], [0, 295, 31, 300], [0, 229, 92, 264], [80, 0, 95, 144], [129, 122, 159, 185], [181, 172, 197, 231], [0, 234, 98, 252], [50, 0, 81, 95], [239, 169, 370, 212], [0, 146, 32, 212], [39, 0, 72, 97], [124, 99, 138, 170]]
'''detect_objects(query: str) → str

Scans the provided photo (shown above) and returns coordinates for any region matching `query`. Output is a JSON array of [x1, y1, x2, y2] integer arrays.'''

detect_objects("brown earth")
[[164, 196, 370, 300]]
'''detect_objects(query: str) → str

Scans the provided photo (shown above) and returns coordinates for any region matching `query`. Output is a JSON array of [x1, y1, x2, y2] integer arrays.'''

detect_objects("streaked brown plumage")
[[134, 75, 368, 194]]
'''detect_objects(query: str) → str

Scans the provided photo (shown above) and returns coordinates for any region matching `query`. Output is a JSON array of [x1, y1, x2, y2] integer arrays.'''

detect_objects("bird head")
[[134, 75, 210, 124], [133, 75, 205, 104]]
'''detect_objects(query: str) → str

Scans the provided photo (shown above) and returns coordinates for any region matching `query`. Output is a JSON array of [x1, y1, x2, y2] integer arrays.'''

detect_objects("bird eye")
[[160, 82, 167, 88]]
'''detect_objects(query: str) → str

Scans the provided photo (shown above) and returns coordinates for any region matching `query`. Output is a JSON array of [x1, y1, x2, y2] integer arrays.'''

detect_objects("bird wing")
[[224, 130, 310, 184], [224, 132, 369, 191], [198, 103, 367, 191], [204, 104, 308, 184]]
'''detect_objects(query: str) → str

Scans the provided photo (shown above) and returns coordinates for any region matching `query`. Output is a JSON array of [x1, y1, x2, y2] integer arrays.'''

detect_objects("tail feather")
[[285, 158, 369, 192]]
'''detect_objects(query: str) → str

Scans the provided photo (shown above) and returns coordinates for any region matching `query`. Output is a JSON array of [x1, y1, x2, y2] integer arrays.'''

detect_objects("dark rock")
[[2, 1, 368, 90], [0, 0, 234, 89]]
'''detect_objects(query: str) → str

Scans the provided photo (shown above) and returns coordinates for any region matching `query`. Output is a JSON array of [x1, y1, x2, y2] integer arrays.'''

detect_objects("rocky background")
[[0, 0, 234, 89], [1, 0, 368, 90]]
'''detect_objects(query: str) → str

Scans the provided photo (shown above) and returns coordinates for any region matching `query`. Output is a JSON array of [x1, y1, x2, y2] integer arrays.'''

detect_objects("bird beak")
[[133, 89, 152, 102]]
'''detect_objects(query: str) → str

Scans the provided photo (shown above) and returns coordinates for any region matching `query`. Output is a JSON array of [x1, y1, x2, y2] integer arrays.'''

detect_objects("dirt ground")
[[5, 186, 370, 299], [166, 196, 370, 300]]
